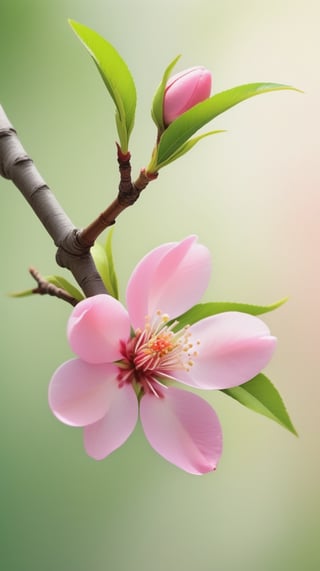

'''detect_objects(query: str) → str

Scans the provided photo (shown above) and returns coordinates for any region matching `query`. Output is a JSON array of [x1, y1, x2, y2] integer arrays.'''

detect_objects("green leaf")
[[91, 242, 112, 295], [156, 82, 300, 165], [174, 298, 287, 329], [105, 227, 119, 299], [155, 130, 226, 170], [46, 276, 84, 301], [222, 373, 297, 435], [151, 55, 181, 132], [69, 19, 136, 152], [91, 229, 119, 299], [9, 288, 35, 298], [9, 276, 84, 301]]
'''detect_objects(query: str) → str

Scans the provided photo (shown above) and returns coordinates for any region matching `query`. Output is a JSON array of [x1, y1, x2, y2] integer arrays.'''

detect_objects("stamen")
[[119, 311, 201, 396], [146, 379, 160, 397]]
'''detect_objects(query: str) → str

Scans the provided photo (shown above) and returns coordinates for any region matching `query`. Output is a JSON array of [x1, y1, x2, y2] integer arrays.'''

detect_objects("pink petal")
[[49, 359, 119, 426], [126, 242, 174, 330], [126, 236, 211, 329], [67, 294, 131, 364], [175, 312, 277, 390], [140, 386, 222, 475], [84, 383, 138, 460], [163, 67, 212, 125]]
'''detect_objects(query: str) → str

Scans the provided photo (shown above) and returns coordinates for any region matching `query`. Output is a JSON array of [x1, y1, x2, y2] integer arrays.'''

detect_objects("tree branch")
[[0, 105, 158, 300], [29, 267, 79, 306], [0, 105, 107, 298], [79, 145, 158, 246]]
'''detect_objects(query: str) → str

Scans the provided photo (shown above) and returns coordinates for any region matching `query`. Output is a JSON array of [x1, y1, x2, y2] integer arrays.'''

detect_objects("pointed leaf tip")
[[69, 19, 136, 152], [174, 298, 288, 330], [9, 274, 84, 301], [151, 54, 182, 132], [156, 82, 300, 165], [9, 288, 35, 298], [222, 373, 298, 436]]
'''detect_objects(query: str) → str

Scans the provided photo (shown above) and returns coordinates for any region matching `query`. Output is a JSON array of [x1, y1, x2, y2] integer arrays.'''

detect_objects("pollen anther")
[[120, 311, 199, 394]]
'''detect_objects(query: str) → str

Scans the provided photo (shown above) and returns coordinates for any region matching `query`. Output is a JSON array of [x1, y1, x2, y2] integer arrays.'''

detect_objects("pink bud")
[[163, 66, 212, 126]]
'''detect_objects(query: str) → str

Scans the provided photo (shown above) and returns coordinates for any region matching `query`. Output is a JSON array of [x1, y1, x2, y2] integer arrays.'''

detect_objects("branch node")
[[29, 266, 79, 306], [116, 142, 131, 163]]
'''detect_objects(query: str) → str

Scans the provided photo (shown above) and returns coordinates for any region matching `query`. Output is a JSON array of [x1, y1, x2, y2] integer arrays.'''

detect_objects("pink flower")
[[163, 66, 212, 126], [49, 236, 276, 475]]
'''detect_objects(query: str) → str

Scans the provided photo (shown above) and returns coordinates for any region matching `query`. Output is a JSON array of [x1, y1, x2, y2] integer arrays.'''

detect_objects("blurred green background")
[[1, 0, 319, 569]]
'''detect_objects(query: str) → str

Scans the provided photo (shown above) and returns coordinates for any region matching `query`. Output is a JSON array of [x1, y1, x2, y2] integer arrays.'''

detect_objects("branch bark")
[[0, 105, 107, 298], [0, 105, 158, 300]]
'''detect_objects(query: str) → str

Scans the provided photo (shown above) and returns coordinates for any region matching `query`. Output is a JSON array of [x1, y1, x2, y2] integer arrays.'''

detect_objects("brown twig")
[[79, 146, 158, 247], [29, 267, 79, 306]]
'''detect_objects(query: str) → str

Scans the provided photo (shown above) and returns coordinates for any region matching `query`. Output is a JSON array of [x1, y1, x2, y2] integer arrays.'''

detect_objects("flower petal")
[[84, 383, 138, 460], [67, 294, 131, 364], [164, 66, 212, 125], [140, 386, 222, 475], [126, 236, 211, 329], [49, 359, 119, 426], [175, 312, 277, 390], [126, 242, 176, 329]]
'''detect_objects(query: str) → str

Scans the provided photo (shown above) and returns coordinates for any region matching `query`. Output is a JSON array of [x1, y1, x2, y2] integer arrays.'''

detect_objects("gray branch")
[[0, 105, 107, 298]]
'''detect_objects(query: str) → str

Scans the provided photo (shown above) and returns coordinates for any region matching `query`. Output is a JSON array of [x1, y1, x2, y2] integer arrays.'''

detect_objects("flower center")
[[147, 332, 173, 356], [117, 310, 199, 397]]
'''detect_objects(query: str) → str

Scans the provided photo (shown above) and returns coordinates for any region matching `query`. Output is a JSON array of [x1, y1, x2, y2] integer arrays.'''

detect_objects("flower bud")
[[163, 66, 212, 126]]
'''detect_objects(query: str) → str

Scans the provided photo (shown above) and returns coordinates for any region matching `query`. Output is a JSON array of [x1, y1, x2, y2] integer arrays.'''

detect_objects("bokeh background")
[[1, 0, 319, 569]]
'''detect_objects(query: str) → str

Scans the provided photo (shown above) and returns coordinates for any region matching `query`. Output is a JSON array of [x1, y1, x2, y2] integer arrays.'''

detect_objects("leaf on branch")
[[45, 276, 84, 301], [151, 55, 181, 132], [69, 19, 137, 152], [9, 275, 84, 302], [156, 82, 301, 166], [174, 298, 288, 330], [91, 228, 119, 299], [155, 130, 226, 170], [105, 227, 119, 299], [221, 373, 298, 435], [10, 288, 35, 298]]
